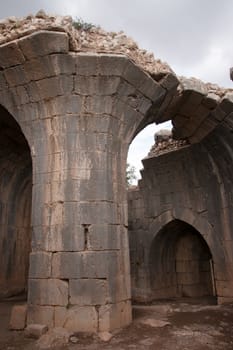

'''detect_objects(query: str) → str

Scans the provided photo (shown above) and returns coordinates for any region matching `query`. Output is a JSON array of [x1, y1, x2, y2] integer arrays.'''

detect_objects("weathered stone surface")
[[98, 331, 113, 342], [25, 324, 48, 339], [74, 76, 120, 96], [18, 31, 69, 59], [28, 279, 68, 306], [27, 305, 54, 328], [52, 251, 119, 279], [55, 306, 98, 332], [32, 225, 85, 252], [139, 318, 171, 328], [29, 252, 52, 278], [24, 54, 76, 81], [129, 125, 233, 303], [99, 300, 132, 332], [9, 304, 27, 330], [36, 327, 72, 349], [0, 41, 25, 68], [69, 279, 108, 305]]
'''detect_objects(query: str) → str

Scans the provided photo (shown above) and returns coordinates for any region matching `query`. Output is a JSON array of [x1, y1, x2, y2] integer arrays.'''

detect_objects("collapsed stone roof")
[[0, 10, 172, 81], [1, 10, 233, 147]]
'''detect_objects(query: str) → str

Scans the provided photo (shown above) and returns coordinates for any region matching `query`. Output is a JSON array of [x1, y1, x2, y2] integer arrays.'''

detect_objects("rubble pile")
[[0, 10, 172, 80], [147, 129, 189, 157]]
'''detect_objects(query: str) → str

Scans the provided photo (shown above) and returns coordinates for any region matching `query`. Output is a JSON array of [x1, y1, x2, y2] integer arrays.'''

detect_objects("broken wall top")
[[0, 11, 172, 81], [1, 11, 233, 145]]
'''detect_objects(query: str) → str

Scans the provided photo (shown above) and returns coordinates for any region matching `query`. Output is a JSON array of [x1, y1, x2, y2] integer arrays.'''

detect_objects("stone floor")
[[0, 297, 233, 349]]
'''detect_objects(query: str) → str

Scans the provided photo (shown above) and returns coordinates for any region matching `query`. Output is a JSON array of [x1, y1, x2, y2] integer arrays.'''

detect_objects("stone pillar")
[[0, 31, 171, 332]]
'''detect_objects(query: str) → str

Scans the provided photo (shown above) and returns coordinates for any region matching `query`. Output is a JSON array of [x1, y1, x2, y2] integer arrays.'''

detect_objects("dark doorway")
[[149, 219, 215, 301], [0, 105, 32, 300]]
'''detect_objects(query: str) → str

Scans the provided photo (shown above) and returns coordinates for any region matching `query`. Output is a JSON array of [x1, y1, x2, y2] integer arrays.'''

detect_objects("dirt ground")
[[0, 298, 233, 350]]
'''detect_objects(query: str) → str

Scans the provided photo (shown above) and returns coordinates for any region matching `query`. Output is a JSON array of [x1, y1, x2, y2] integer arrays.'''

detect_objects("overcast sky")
[[1, 0, 233, 181]]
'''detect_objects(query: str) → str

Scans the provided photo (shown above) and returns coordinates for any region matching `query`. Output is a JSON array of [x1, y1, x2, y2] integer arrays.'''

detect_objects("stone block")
[[27, 305, 54, 328], [216, 280, 233, 297], [210, 105, 226, 122], [220, 92, 233, 114], [69, 279, 108, 305], [52, 252, 82, 279], [98, 300, 132, 332], [75, 133, 113, 153], [98, 331, 113, 342], [202, 92, 220, 109], [54, 306, 98, 332], [79, 201, 119, 225], [45, 94, 83, 116], [79, 172, 113, 201], [29, 252, 52, 278], [140, 76, 166, 102], [12, 85, 30, 105], [74, 75, 120, 96], [52, 251, 119, 279], [32, 224, 85, 252], [25, 324, 48, 339], [88, 224, 121, 250], [28, 279, 68, 306], [180, 77, 208, 95], [159, 73, 179, 91], [35, 75, 73, 100], [98, 54, 129, 76], [108, 273, 131, 303], [0, 41, 25, 68], [4, 65, 29, 87], [9, 304, 27, 330], [18, 31, 69, 59], [84, 95, 113, 114], [123, 60, 165, 101], [218, 296, 233, 304], [75, 53, 99, 76], [24, 53, 75, 81], [25, 81, 43, 103], [31, 201, 64, 227], [0, 71, 8, 91]]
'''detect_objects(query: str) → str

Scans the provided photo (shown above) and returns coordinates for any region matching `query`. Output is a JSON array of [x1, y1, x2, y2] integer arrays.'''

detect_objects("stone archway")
[[0, 105, 32, 299], [149, 219, 215, 301]]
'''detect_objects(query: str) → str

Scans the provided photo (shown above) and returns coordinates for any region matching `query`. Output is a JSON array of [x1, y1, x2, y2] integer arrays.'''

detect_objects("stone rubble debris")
[[147, 129, 189, 157], [0, 10, 172, 80]]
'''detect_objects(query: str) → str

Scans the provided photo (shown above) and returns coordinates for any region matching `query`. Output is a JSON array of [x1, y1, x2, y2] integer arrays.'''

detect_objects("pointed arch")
[[0, 104, 32, 298], [149, 219, 215, 300]]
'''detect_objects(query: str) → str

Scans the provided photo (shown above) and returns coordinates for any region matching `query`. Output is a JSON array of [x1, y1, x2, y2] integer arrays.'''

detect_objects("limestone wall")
[[0, 28, 176, 332], [129, 125, 233, 304]]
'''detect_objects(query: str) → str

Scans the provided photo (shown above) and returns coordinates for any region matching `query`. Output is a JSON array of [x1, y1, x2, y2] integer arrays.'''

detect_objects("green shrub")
[[72, 17, 95, 31]]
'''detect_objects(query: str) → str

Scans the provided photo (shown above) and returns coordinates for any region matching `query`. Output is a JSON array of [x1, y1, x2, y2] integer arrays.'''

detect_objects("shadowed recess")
[[149, 219, 214, 300], [0, 105, 32, 299]]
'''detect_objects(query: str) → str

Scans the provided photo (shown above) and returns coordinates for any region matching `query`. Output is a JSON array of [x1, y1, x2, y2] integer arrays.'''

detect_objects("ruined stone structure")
[[0, 13, 233, 334]]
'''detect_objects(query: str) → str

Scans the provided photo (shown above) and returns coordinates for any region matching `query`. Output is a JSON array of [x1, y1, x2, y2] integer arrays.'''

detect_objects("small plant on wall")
[[72, 17, 96, 31]]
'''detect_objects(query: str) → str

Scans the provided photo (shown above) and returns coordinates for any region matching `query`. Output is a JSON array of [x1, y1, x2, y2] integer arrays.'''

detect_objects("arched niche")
[[149, 219, 215, 301], [0, 104, 32, 299]]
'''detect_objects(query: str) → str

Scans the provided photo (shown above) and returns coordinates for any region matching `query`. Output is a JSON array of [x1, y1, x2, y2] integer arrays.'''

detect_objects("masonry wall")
[[0, 30, 177, 332], [128, 125, 233, 304]]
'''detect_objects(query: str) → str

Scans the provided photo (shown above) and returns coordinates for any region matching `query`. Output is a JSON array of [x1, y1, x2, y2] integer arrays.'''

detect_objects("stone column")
[[0, 31, 171, 332]]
